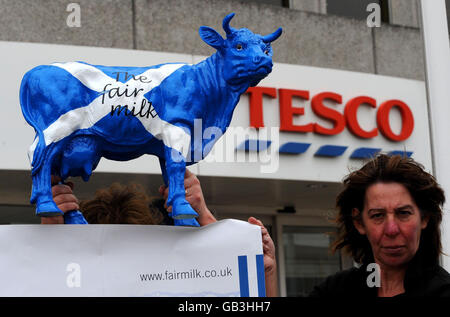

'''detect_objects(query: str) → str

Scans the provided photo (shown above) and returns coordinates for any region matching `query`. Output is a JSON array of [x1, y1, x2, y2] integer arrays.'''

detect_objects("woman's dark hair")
[[80, 182, 164, 225], [332, 154, 445, 264]]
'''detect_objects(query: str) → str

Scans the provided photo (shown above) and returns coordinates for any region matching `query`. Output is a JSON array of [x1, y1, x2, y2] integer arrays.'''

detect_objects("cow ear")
[[199, 26, 224, 50]]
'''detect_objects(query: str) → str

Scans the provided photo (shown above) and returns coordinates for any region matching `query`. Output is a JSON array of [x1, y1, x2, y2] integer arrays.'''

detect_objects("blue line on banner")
[[238, 255, 249, 297], [278, 142, 311, 154], [314, 145, 347, 157], [256, 254, 266, 297]]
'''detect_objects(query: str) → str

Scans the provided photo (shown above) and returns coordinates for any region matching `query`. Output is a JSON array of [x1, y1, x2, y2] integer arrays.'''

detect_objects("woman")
[[311, 154, 450, 297]]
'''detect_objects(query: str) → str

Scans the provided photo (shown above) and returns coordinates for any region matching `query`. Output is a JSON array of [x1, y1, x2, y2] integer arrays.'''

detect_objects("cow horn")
[[262, 27, 283, 43], [223, 12, 236, 36]]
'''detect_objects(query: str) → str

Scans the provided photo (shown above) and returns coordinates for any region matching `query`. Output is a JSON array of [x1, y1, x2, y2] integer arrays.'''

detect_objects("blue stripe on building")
[[314, 145, 347, 157], [234, 140, 413, 159], [236, 139, 272, 152], [278, 142, 311, 154], [388, 150, 413, 157], [350, 147, 381, 159]]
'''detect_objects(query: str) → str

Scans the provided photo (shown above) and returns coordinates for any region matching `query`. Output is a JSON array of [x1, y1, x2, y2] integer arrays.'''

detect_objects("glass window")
[[0, 205, 38, 224], [446, 0, 450, 37], [326, 0, 389, 22], [283, 226, 341, 297], [241, 0, 289, 7]]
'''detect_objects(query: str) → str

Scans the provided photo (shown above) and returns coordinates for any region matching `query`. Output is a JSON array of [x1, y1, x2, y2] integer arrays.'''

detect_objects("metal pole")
[[419, 0, 450, 271]]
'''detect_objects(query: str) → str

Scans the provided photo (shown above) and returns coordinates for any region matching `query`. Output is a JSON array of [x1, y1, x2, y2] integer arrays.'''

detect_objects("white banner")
[[0, 219, 265, 297]]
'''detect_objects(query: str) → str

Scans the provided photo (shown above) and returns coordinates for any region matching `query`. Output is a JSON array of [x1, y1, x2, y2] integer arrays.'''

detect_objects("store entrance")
[[281, 225, 341, 297], [275, 216, 354, 297]]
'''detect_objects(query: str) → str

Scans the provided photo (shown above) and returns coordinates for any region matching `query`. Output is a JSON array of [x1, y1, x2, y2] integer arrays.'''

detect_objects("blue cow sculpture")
[[19, 13, 282, 226]]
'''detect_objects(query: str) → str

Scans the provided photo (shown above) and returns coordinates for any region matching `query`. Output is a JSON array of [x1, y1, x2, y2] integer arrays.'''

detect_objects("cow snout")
[[253, 54, 262, 64]]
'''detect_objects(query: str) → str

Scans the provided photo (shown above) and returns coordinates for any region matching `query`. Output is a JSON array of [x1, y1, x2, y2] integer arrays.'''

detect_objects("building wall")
[[0, 0, 425, 80]]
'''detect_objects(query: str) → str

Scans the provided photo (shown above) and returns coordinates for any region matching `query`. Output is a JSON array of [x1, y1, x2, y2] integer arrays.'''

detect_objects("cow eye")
[[236, 44, 243, 51]]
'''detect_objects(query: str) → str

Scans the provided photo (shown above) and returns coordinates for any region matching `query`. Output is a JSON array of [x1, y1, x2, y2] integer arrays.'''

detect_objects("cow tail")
[[19, 71, 46, 174]]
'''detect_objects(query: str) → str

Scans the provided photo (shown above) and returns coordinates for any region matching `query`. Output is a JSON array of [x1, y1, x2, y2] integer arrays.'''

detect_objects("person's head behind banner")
[[80, 183, 166, 225]]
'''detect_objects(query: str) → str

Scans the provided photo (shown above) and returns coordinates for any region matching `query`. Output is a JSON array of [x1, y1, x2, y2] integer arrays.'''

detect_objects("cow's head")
[[199, 13, 282, 87]]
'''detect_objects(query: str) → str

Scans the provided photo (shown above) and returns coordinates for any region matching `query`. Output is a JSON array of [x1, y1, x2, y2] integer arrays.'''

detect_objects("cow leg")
[[31, 143, 64, 217], [164, 148, 198, 221], [159, 158, 169, 187], [174, 218, 200, 227], [160, 157, 200, 227]]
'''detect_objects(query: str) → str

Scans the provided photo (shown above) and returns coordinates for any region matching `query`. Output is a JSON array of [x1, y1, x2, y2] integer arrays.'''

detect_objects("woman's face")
[[353, 182, 428, 269]]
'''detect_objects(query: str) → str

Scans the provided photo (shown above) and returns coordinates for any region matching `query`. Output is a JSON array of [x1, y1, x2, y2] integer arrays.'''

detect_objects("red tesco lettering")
[[245, 87, 414, 142]]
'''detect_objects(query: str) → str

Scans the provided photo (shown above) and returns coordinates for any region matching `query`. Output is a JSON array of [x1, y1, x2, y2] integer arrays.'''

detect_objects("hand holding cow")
[[41, 176, 79, 224], [159, 169, 217, 227]]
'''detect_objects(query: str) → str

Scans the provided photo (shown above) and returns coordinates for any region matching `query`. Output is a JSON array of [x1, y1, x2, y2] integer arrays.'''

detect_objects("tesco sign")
[[246, 87, 415, 142]]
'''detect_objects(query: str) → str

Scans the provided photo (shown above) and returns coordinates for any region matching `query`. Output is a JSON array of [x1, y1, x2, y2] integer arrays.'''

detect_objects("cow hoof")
[[64, 210, 88, 224], [174, 218, 200, 227], [171, 200, 198, 220], [36, 201, 64, 217]]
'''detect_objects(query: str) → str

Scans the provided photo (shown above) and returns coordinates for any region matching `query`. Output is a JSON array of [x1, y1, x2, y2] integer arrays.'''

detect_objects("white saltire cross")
[[28, 62, 191, 165]]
